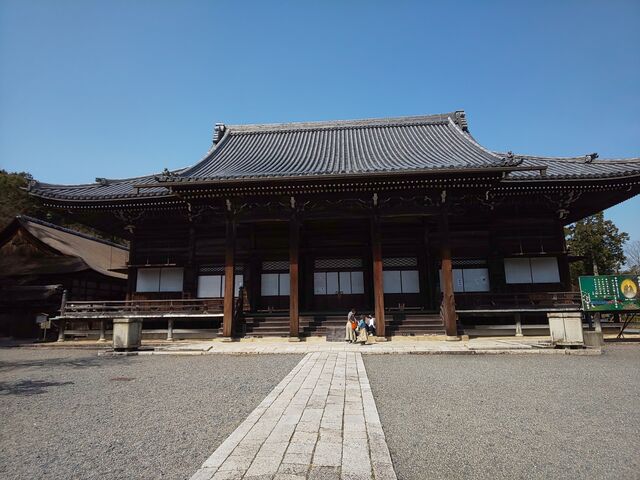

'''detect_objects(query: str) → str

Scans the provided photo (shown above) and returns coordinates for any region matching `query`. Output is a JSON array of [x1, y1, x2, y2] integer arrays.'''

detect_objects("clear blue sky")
[[1, 0, 639, 241]]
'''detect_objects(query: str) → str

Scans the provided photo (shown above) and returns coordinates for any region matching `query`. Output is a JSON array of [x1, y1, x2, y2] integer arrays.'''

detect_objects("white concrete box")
[[112, 318, 142, 350], [548, 313, 584, 346]]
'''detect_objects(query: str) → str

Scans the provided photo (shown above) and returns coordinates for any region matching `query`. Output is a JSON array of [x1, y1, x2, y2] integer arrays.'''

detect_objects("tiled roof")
[[28, 111, 640, 202], [505, 154, 640, 180], [0, 216, 128, 278]]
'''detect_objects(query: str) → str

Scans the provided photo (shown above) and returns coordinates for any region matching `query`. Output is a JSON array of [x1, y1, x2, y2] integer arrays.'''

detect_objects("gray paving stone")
[[278, 462, 309, 475], [312, 441, 342, 467], [190, 352, 397, 480], [307, 465, 341, 480]]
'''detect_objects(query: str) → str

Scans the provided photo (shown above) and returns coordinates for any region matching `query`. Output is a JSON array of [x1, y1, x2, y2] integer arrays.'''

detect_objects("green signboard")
[[579, 275, 640, 312]]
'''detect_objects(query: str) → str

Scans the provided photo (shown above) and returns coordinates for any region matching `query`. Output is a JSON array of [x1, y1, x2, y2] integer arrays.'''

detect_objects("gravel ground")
[[0, 348, 302, 480], [365, 346, 640, 480]]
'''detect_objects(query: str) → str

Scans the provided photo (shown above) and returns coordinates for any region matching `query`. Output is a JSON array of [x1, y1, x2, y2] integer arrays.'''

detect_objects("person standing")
[[367, 314, 376, 336], [345, 308, 357, 343], [357, 315, 369, 344]]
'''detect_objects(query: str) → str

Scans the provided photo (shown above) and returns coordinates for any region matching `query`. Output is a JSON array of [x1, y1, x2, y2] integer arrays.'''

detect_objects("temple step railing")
[[456, 291, 581, 311], [59, 298, 224, 318]]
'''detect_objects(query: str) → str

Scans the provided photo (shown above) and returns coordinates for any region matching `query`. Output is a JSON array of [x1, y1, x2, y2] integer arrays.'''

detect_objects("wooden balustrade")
[[60, 298, 224, 318], [456, 291, 581, 311]]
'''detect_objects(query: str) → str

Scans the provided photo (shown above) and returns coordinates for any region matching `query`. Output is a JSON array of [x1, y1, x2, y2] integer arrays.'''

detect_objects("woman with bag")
[[356, 315, 369, 344]]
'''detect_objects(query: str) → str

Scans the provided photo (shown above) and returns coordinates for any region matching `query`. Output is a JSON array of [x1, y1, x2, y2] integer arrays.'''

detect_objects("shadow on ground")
[[0, 379, 75, 396]]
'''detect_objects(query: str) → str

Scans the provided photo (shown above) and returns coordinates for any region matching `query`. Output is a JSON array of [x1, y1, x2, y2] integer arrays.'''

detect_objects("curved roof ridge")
[[224, 112, 461, 133], [494, 151, 640, 163], [446, 117, 509, 164], [33, 167, 190, 190]]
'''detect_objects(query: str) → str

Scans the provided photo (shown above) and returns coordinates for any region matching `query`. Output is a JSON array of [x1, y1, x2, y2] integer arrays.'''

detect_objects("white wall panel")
[[261, 273, 279, 296], [505, 258, 533, 284], [326, 272, 339, 294], [339, 271, 352, 294], [197, 275, 222, 298], [401, 270, 420, 293], [531, 257, 560, 283], [351, 271, 365, 294], [136, 268, 160, 292], [314, 272, 327, 295], [159, 267, 184, 292], [462, 268, 490, 292], [383, 271, 402, 294], [279, 273, 290, 296]]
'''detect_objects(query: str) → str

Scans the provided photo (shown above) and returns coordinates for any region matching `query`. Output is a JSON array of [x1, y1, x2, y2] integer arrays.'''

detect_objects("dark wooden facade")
[[28, 112, 640, 338]]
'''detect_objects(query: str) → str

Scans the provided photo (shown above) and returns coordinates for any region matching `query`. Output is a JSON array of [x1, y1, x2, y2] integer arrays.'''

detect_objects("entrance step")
[[231, 311, 445, 337], [242, 315, 290, 337], [385, 313, 445, 335]]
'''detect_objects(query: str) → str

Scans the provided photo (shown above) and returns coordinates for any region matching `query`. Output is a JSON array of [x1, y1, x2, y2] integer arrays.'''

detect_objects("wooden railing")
[[60, 298, 224, 318], [456, 291, 581, 311]]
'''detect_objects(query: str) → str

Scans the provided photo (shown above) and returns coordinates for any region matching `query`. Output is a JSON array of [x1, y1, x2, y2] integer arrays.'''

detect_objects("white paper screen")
[[197, 275, 222, 298], [339, 272, 352, 294], [261, 273, 279, 296], [531, 257, 560, 283], [314, 272, 327, 295], [401, 270, 420, 293], [462, 268, 490, 292], [136, 268, 160, 292], [383, 271, 402, 293], [279, 273, 290, 296], [504, 258, 533, 284], [159, 268, 184, 292], [351, 271, 365, 294], [326, 272, 339, 294], [234, 274, 244, 296]]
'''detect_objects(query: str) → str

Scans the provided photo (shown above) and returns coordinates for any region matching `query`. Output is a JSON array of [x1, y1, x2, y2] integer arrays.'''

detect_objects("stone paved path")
[[190, 352, 397, 480], [149, 337, 599, 356]]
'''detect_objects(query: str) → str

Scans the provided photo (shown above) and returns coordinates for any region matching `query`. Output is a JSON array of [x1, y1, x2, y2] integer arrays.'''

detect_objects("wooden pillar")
[[557, 223, 571, 289], [289, 218, 300, 338], [420, 219, 433, 310], [222, 218, 236, 337], [125, 235, 137, 300], [184, 225, 197, 298], [371, 216, 386, 337], [439, 213, 459, 339]]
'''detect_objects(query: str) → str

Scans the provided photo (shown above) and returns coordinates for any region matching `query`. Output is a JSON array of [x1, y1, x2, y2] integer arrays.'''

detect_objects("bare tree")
[[625, 240, 640, 274]]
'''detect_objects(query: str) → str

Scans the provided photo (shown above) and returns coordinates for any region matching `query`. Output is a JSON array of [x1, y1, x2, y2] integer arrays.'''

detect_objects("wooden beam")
[[439, 213, 458, 338], [371, 216, 386, 337], [222, 218, 236, 337], [289, 218, 300, 338]]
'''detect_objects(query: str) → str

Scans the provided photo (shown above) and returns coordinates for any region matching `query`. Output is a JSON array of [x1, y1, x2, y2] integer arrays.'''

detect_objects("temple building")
[[0, 215, 127, 338], [28, 111, 640, 340]]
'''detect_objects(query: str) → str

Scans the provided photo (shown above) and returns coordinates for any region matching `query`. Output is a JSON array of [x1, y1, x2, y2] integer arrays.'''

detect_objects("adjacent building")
[[0, 215, 128, 337]]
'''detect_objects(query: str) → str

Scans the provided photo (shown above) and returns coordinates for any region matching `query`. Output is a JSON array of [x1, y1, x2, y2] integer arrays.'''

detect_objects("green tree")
[[0, 170, 43, 228], [565, 212, 629, 284], [625, 240, 640, 275], [0, 170, 122, 243]]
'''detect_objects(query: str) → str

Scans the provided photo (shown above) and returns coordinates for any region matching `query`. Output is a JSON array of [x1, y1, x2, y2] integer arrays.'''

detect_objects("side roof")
[[0, 216, 128, 278], [28, 111, 640, 201]]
